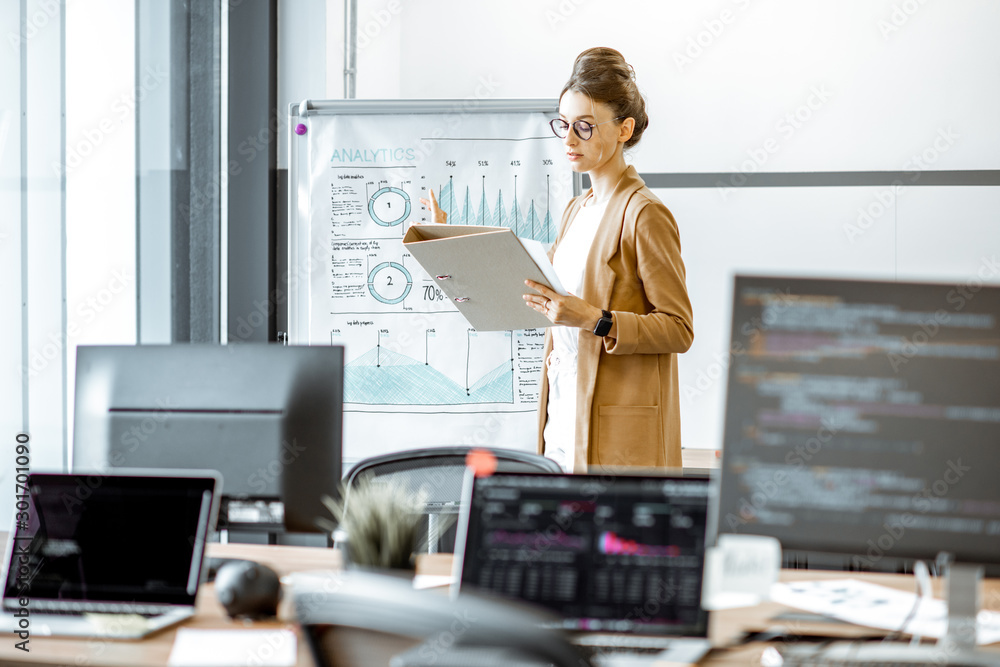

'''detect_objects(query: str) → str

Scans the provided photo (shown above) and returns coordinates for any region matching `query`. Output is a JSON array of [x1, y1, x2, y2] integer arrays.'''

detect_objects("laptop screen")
[[455, 472, 710, 637], [3, 472, 217, 608]]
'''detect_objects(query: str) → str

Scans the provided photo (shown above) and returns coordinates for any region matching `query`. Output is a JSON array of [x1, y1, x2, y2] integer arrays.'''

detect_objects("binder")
[[402, 225, 566, 331]]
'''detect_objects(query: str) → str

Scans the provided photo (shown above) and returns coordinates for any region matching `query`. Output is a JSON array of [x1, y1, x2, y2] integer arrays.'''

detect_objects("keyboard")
[[573, 633, 676, 652], [779, 641, 1000, 667], [574, 634, 712, 666]]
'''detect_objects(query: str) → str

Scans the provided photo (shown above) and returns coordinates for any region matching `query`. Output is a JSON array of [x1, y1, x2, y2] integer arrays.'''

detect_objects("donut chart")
[[368, 187, 411, 226], [368, 262, 412, 304]]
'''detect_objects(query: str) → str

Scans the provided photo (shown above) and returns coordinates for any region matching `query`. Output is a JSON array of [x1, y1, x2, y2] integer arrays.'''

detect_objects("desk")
[[705, 569, 1000, 666], [0, 540, 348, 667], [3, 539, 1000, 667]]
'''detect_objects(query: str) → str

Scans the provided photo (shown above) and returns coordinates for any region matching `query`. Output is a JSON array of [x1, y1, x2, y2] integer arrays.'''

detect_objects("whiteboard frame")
[[286, 97, 582, 344]]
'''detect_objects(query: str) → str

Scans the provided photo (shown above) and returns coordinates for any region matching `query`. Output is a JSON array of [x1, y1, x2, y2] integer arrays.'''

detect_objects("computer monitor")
[[73, 344, 343, 533], [454, 472, 711, 637], [712, 275, 1000, 567], [711, 275, 1000, 652]]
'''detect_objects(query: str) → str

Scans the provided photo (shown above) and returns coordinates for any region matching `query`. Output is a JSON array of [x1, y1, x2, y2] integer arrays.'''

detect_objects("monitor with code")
[[712, 275, 1000, 568]]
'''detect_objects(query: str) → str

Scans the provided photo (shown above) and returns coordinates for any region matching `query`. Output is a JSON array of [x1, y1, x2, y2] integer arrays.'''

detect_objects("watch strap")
[[593, 309, 613, 337]]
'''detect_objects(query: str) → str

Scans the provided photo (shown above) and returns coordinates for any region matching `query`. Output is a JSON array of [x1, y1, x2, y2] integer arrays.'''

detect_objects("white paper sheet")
[[298, 110, 575, 466], [412, 574, 455, 590], [168, 628, 297, 666], [519, 237, 566, 295], [770, 579, 1000, 645]]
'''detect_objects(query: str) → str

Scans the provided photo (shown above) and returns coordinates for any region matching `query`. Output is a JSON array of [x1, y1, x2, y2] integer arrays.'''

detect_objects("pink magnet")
[[294, 123, 307, 135]]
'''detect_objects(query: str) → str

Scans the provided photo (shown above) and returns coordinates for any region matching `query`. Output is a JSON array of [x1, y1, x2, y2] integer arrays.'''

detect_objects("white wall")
[[339, 0, 1000, 170], [324, 0, 1000, 453]]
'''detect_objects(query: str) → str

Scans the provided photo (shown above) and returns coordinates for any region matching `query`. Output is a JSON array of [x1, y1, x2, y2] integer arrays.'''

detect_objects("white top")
[[542, 195, 608, 472]]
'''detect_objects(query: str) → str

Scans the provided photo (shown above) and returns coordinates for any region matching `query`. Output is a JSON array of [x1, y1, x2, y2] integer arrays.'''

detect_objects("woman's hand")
[[417, 189, 447, 224], [523, 279, 604, 330]]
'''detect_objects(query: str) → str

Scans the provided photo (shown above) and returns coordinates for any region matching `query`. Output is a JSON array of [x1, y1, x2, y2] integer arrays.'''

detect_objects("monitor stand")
[[779, 564, 997, 666], [943, 563, 982, 653]]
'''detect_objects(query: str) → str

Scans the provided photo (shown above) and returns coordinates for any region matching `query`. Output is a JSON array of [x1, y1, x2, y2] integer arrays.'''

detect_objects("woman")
[[424, 47, 693, 472]]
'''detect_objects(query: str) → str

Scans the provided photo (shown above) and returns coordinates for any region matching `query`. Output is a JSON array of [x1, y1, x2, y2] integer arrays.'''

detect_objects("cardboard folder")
[[402, 225, 566, 331]]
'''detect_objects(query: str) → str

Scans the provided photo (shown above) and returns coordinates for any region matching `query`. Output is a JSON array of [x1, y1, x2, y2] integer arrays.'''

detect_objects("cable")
[[881, 560, 932, 645]]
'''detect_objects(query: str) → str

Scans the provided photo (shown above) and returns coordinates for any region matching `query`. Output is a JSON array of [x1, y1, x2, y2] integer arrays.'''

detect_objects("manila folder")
[[402, 225, 561, 331]]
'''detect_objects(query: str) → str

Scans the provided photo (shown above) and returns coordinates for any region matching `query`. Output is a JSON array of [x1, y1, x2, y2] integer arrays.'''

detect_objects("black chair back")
[[342, 446, 561, 552]]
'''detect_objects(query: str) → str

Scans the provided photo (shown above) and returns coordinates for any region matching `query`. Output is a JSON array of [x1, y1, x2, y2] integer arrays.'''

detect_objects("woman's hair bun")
[[562, 47, 648, 149]]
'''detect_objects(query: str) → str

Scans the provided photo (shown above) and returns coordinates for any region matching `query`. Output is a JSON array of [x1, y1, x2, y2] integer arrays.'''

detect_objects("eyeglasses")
[[549, 116, 626, 141]]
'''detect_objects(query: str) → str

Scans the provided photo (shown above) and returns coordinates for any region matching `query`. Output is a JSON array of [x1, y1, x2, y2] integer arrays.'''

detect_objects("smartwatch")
[[593, 310, 613, 337]]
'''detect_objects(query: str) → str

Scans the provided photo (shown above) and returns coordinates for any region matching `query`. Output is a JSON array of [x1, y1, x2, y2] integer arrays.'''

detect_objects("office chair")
[[341, 446, 561, 553], [299, 569, 595, 667]]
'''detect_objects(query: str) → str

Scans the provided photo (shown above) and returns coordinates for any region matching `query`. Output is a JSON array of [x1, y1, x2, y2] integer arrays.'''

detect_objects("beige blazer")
[[536, 166, 694, 471]]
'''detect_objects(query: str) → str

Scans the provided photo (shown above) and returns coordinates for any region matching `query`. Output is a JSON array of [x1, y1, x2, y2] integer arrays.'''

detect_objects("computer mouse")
[[205, 556, 253, 582], [214, 560, 282, 619]]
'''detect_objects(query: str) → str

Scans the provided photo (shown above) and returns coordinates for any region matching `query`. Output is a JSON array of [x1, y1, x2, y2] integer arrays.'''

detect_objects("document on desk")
[[402, 224, 566, 331], [771, 579, 1000, 645], [168, 628, 296, 666]]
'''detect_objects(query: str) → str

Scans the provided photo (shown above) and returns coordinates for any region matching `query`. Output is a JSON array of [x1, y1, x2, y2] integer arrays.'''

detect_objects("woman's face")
[[557, 90, 624, 175]]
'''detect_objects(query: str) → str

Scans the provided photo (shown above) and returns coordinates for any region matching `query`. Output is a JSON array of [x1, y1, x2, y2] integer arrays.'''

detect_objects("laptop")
[[451, 471, 713, 665], [0, 469, 221, 638]]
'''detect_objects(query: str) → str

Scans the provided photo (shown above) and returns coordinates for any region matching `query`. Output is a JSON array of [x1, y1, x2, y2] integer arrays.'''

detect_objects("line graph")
[[342, 328, 515, 406], [437, 175, 557, 243]]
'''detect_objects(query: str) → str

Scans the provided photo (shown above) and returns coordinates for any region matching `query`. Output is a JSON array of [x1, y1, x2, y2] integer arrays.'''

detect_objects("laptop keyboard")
[[32, 601, 171, 617], [581, 644, 666, 658], [574, 633, 675, 654]]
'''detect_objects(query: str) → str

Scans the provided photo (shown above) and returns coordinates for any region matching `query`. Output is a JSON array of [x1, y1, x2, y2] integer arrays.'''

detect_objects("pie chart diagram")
[[368, 187, 411, 226], [368, 261, 412, 304]]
